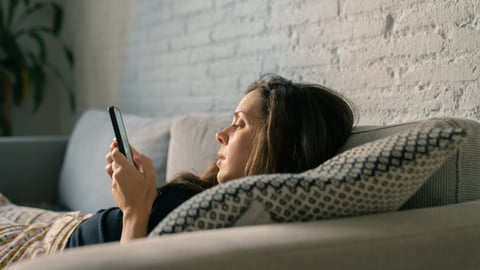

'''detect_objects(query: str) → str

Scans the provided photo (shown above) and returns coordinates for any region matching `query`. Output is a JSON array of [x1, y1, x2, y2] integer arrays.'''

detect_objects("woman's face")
[[215, 90, 264, 183]]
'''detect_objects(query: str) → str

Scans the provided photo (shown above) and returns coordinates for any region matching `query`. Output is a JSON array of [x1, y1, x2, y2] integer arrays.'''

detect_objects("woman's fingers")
[[111, 148, 129, 167], [110, 139, 118, 151], [140, 155, 155, 182], [130, 145, 140, 156], [105, 151, 113, 163], [105, 163, 113, 177]]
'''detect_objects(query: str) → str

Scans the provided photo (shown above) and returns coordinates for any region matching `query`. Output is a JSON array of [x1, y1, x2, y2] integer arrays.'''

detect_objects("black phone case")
[[108, 106, 134, 165]]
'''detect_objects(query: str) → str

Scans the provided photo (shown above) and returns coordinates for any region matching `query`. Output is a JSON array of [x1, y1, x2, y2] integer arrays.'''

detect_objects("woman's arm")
[[106, 140, 157, 243]]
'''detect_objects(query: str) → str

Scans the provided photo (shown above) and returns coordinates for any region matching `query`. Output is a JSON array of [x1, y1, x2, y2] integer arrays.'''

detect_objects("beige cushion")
[[166, 114, 229, 182]]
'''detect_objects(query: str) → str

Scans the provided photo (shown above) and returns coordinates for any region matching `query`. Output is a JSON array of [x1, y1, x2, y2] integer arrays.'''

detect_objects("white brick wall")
[[58, 0, 479, 133]]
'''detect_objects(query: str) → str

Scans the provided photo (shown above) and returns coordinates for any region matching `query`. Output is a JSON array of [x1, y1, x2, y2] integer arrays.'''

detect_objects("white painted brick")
[[190, 76, 244, 101], [395, 0, 475, 33], [189, 42, 237, 63], [170, 29, 211, 50], [214, 0, 237, 8], [185, 9, 228, 31], [343, 0, 428, 16], [326, 66, 395, 90], [172, 0, 213, 16], [402, 59, 478, 84], [459, 82, 480, 118], [230, 0, 269, 20], [236, 30, 291, 55], [343, 0, 394, 15], [163, 96, 216, 115], [207, 56, 262, 77], [54, 0, 480, 136], [273, 48, 333, 68], [450, 27, 480, 54], [137, 2, 172, 27], [339, 32, 444, 67], [211, 19, 265, 41], [317, 17, 384, 43], [148, 19, 185, 40], [167, 64, 209, 81], [270, 0, 338, 27]]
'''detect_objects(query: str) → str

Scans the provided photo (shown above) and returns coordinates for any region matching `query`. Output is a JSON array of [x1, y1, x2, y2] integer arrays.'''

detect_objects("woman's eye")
[[232, 122, 244, 128]]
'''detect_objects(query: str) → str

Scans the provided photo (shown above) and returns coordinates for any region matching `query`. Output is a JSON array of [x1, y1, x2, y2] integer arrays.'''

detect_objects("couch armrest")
[[0, 136, 68, 205], [11, 200, 480, 270]]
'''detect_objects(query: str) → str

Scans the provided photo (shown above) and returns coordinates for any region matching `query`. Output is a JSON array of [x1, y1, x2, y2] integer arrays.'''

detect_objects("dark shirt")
[[65, 183, 201, 248]]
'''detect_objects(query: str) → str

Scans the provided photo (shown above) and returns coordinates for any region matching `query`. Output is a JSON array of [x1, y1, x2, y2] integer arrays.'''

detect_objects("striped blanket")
[[0, 194, 91, 269]]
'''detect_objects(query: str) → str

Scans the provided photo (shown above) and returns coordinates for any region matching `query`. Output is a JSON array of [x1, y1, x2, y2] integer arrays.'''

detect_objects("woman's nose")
[[216, 128, 228, 145]]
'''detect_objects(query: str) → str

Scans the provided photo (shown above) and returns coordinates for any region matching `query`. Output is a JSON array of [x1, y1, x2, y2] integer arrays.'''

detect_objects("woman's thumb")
[[135, 154, 155, 180]]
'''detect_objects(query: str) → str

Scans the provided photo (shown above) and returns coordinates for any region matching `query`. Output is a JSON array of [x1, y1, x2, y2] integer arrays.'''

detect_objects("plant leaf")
[[68, 88, 76, 112], [11, 66, 24, 105], [28, 31, 46, 63], [7, 0, 20, 29], [0, 65, 15, 83], [63, 45, 74, 67], [2, 32, 26, 66], [16, 2, 63, 35], [45, 61, 75, 112], [0, 3, 5, 32], [15, 26, 53, 37], [45, 61, 64, 82], [51, 3, 63, 34], [29, 64, 45, 112], [16, 3, 49, 32]]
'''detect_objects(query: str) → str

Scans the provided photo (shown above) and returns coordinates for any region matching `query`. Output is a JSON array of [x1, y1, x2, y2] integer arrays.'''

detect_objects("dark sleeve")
[[65, 183, 201, 248]]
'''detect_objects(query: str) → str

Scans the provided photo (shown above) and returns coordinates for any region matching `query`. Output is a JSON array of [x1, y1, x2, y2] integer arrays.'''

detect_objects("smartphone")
[[108, 106, 135, 166]]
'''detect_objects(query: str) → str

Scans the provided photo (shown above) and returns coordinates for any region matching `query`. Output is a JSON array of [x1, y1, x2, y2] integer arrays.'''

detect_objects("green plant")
[[0, 0, 74, 136]]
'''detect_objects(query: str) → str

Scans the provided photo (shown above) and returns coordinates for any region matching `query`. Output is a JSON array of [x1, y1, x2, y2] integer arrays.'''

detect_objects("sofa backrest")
[[59, 109, 171, 213], [341, 117, 480, 209], [61, 110, 480, 213], [167, 115, 480, 210]]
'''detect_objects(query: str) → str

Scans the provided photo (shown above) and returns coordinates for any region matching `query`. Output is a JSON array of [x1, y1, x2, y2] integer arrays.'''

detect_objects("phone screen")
[[108, 106, 135, 166]]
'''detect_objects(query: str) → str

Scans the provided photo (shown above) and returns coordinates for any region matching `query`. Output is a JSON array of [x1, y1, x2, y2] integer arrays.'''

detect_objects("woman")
[[65, 74, 355, 247], [0, 74, 355, 264]]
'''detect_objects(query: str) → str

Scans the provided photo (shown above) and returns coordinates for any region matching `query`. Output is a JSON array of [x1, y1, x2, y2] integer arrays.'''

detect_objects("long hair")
[[245, 74, 355, 174], [165, 74, 355, 191]]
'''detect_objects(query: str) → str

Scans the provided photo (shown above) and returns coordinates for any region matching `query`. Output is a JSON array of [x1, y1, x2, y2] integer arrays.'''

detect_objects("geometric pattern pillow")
[[149, 127, 467, 236]]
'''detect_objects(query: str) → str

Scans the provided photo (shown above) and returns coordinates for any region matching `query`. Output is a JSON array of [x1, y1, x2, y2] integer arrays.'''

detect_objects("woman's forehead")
[[235, 90, 263, 116]]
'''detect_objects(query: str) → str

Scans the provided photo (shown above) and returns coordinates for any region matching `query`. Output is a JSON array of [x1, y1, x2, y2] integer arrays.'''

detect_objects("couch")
[[1, 109, 480, 269]]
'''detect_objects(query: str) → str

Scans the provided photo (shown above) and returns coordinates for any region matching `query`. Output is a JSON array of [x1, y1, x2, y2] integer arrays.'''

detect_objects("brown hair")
[[245, 74, 355, 174], [165, 74, 355, 191]]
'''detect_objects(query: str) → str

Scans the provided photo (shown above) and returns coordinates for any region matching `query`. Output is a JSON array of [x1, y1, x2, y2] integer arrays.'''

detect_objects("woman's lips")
[[216, 155, 225, 167]]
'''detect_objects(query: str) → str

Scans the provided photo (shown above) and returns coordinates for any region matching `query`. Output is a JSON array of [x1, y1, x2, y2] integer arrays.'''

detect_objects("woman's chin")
[[216, 171, 235, 184]]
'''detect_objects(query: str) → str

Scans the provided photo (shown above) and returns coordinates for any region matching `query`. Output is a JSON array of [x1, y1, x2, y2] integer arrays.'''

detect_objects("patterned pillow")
[[149, 127, 467, 236]]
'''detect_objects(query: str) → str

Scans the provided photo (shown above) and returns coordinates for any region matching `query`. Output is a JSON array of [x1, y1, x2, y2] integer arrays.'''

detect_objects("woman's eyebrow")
[[233, 111, 246, 118], [234, 111, 263, 122]]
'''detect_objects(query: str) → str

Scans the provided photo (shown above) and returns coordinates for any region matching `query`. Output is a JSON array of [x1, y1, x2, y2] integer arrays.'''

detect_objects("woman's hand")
[[105, 140, 157, 242]]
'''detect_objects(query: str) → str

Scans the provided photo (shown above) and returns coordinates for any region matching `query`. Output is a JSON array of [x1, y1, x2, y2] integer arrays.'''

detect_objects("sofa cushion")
[[149, 127, 467, 236], [166, 114, 230, 182], [59, 109, 171, 213]]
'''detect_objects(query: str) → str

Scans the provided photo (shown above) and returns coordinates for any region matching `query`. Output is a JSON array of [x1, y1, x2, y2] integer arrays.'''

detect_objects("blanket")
[[0, 194, 91, 269]]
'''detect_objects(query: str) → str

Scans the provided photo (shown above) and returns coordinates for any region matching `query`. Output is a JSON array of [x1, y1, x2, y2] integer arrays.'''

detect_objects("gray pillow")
[[149, 127, 467, 236], [59, 109, 171, 213]]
